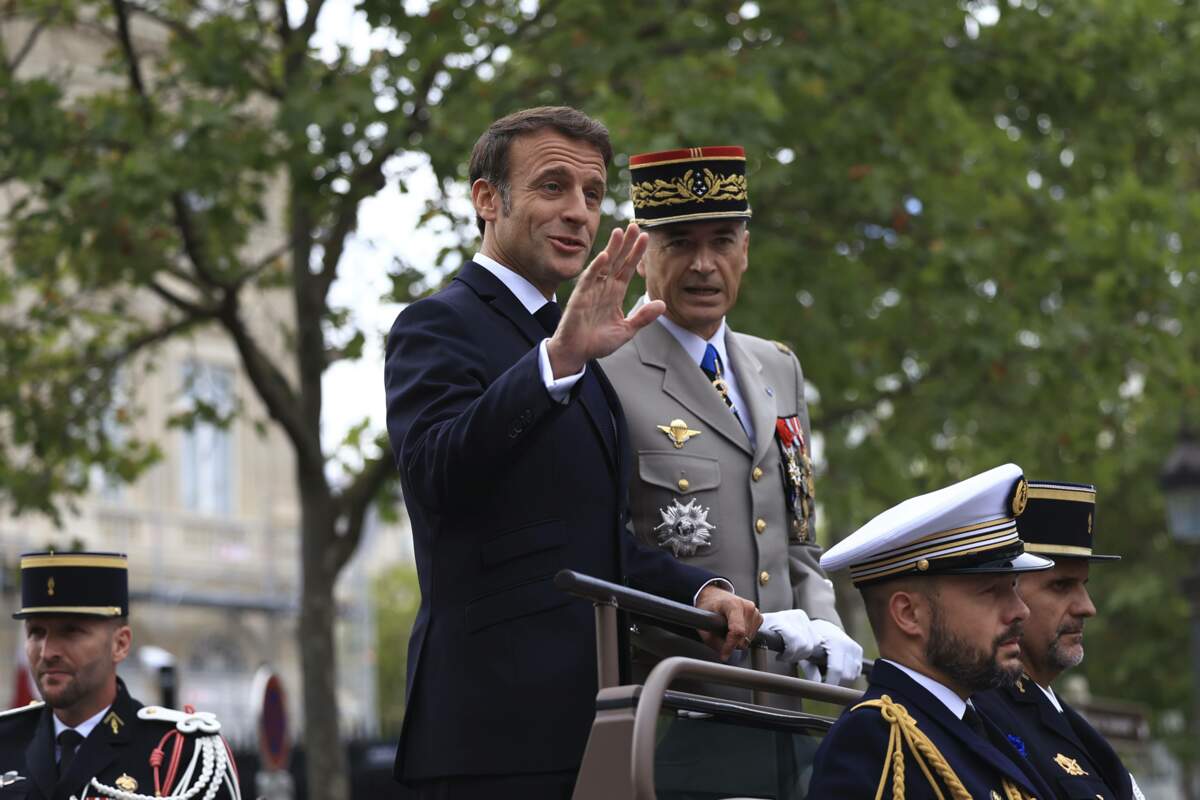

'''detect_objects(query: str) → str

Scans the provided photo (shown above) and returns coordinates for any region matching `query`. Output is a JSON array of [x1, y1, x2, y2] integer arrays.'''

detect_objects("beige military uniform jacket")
[[601, 319, 841, 690]]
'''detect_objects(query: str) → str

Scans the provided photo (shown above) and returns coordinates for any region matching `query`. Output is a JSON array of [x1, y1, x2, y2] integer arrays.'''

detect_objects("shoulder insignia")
[[138, 706, 222, 734], [0, 701, 44, 719], [772, 340, 792, 355]]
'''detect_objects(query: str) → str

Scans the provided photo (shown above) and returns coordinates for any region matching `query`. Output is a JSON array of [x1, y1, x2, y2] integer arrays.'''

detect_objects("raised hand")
[[545, 223, 665, 377]]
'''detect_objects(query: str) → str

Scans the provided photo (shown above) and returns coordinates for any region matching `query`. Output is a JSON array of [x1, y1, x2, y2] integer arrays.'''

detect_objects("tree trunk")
[[298, 499, 349, 800]]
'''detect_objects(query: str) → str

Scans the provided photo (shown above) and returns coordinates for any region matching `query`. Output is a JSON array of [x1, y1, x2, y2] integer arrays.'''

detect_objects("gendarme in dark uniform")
[[974, 482, 1145, 800], [0, 551, 241, 800]]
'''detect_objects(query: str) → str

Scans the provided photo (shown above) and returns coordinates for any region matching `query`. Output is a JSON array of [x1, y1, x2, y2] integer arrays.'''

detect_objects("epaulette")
[[138, 706, 222, 734], [772, 340, 793, 355], [0, 701, 44, 719]]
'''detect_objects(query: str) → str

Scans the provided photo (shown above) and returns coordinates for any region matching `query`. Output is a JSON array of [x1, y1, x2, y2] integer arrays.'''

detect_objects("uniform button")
[[677, 479, 690, 492], [755, 518, 766, 534], [759, 571, 770, 586], [752, 467, 764, 481]]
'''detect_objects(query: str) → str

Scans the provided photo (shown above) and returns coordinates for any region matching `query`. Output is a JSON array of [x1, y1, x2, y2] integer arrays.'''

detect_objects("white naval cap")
[[821, 463, 1054, 586]]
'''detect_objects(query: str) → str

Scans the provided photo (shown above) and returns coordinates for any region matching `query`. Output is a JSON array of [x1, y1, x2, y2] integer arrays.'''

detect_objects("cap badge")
[[1011, 478, 1029, 516], [103, 710, 123, 734], [1054, 753, 1088, 776], [653, 499, 716, 557], [1087, 512, 1093, 535], [46, 577, 55, 597], [632, 169, 747, 209], [115, 774, 138, 792], [658, 419, 701, 449]]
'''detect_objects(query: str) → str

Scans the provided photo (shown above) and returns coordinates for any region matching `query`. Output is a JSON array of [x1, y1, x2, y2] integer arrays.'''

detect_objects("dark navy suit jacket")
[[976, 677, 1134, 799], [384, 261, 717, 782], [808, 660, 1054, 799]]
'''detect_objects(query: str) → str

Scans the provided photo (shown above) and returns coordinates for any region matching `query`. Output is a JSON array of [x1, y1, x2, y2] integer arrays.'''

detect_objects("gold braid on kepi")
[[853, 696, 1037, 800]]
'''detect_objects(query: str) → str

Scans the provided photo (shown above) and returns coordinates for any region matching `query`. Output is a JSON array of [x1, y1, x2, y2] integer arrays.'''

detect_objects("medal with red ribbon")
[[774, 415, 815, 542]]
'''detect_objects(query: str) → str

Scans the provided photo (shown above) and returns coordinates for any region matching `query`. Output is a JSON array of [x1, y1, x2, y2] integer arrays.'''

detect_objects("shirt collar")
[[473, 252, 555, 314], [53, 704, 111, 740], [881, 658, 969, 720], [1035, 680, 1064, 712], [651, 301, 729, 368]]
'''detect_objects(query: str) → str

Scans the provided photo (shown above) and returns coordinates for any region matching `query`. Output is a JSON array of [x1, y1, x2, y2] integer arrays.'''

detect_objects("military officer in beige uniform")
[[601, 146, 862, 692]]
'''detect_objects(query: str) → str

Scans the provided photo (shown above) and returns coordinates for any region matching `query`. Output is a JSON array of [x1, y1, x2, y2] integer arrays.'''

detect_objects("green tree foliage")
[[3, 0, 1199, 791], [371, 564, 420, 736]]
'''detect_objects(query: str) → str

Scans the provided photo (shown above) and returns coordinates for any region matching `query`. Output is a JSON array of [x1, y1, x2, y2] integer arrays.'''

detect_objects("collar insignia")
[[1054, 753, 1088, 776], [658, 419, 701, 449], [1015, 677, 1025, 693], [103, 710, 124, 734]]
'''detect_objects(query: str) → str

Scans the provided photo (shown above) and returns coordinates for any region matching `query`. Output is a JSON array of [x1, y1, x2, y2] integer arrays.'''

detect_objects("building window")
[[180, 360, 235, 517]]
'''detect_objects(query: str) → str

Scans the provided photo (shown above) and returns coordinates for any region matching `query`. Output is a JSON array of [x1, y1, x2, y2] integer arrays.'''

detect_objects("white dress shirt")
[[1035, 681, 1065, 712], [473, 252, 583, 403], [881, 659, 978, 722], [654, 313, 755, 442]]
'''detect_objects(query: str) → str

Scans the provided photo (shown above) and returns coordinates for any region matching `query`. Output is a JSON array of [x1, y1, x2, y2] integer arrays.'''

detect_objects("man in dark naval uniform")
[[808, 464, 1056, 800], [974, 481, 1145, 800], [0, 551, 241, 800]]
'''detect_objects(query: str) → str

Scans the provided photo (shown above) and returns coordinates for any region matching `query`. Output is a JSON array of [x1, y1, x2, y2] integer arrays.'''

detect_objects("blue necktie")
[[699, 344, 746, 434]]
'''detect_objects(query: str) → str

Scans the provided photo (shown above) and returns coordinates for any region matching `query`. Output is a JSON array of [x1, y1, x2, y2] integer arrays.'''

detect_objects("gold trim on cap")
[[1023, 543, 1094, 557], [1025, 486, 1095, 503], [18, 606, 123, 616], [21, 554, 128, 569], [633, 209, 754, 227]]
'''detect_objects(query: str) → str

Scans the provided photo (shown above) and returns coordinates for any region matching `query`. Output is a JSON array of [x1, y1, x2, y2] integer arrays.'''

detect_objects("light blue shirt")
[[654, 312, 755, 442]]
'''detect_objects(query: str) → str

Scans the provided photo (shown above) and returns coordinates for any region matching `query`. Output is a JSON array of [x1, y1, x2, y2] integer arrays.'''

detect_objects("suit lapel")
[[581, 364, 618, 471], [724, 330, 775, 464], [1029, 682, 1091, 754], [870, 663, 1042, 795], [455, 261, 546, 347], [637, 323, 750, 452], [457, 260, 618, 469], [25, 707, 56, 800]]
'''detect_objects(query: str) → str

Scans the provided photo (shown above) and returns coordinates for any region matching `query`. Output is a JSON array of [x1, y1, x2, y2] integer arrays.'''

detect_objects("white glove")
[[809, 618, 864, 687], [760, 609, 821, 664]]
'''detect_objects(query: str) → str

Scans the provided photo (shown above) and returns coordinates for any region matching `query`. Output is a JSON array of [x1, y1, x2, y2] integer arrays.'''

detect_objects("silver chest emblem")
[[654, 499, 716, 557]]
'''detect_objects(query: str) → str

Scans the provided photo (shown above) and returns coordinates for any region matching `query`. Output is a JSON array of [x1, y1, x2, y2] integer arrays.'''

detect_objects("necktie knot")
[[534, 302, 561, 335], [699, 343, 722, 378]]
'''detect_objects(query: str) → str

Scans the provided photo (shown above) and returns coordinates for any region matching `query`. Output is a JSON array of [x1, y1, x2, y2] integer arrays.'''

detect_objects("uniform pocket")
[[636, 451, 722, 558]]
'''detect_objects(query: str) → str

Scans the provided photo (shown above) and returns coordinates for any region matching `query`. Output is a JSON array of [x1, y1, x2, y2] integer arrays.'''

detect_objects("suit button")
[[755, 518, 767, 534], [752, 467, 764, 481], [759, 571, 770, 586], [677, 479, 690, 492]]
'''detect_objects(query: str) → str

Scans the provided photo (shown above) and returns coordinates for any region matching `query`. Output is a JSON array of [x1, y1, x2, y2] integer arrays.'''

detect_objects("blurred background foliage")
[[3, 0, 1200, 783]]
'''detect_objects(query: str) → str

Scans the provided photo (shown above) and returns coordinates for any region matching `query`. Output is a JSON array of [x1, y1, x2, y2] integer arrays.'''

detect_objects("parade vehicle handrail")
[[557, 570, 869, 799]]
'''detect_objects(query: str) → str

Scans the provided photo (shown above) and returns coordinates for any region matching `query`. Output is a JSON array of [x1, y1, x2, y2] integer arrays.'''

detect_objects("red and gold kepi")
[[13, 551, 129, 618], [629, 146, 751, 228]]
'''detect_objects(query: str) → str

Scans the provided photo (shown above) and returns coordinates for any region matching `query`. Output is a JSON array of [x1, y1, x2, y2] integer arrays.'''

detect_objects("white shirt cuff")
[[693, 577, 734, 606], [539, 338, 584, 403]]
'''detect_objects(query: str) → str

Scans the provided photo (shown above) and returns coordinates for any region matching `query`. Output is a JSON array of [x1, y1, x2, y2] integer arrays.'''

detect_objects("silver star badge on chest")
[[653, 498, 716, 557]]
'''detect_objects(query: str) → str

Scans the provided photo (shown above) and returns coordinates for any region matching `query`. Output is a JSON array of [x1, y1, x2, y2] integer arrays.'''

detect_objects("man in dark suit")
[[0, 551, 241, 800], [974, 481, 1144, 800], [808, 465, 1056, 799], [384, 106, 760, 799]]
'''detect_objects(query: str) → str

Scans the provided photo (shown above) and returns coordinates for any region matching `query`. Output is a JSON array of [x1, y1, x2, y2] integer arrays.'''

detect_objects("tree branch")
[[332, 450, 395, 569], [218, 296, 323, 478], [149, 278, 214, 318], [5, 5, 59, 73]]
